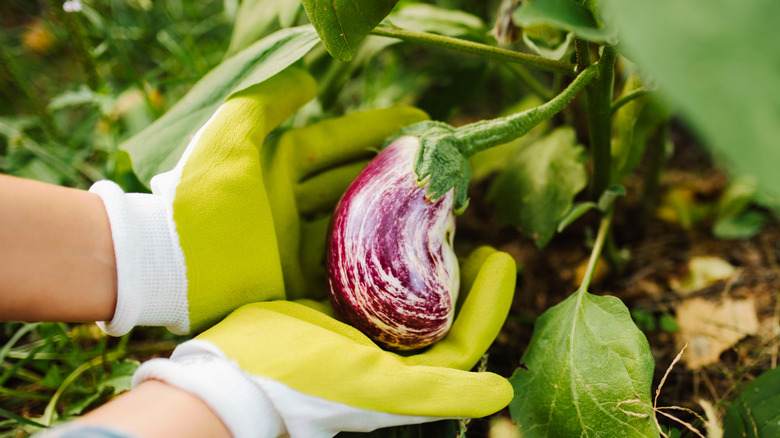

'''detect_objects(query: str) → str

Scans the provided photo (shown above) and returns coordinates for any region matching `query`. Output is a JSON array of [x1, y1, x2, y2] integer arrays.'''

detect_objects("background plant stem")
[[371, 26, 576, 76], [584, 45, 617, 199], [0, 29, 59, 139], [48, 0, 104, 91]]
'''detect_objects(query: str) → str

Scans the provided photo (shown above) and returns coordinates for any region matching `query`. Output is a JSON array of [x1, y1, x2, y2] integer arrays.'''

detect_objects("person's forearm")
[[77, 380, 232, 438], [0, 174, 117, 322]]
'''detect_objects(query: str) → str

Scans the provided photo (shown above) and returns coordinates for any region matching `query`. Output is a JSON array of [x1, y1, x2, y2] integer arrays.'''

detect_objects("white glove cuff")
[[133, 339, 284, 438], [89, 180, 189, 336]]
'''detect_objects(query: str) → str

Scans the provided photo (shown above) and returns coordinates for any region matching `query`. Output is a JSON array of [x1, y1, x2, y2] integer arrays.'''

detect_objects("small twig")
[[656, 405, 708, 426], [655, 409, 706, 438], [699, 369, 722, 404], [654, 344, 687, 436]]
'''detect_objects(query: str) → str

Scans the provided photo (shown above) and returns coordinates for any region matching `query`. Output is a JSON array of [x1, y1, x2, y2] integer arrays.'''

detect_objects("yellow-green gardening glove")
[[132, 247, 517, 438], [89, 67, 428, 336]]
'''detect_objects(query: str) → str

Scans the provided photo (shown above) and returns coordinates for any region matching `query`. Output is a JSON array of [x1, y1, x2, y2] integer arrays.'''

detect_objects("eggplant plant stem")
[[585, 45, 618, 199], [579, 207, 614, 292], [370, 26, 576, 76], [452, 63, 599, 157]]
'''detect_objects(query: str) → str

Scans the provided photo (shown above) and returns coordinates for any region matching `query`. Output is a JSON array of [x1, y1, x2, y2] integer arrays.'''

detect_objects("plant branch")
[[579, 206, 614, 292], [371, 26, 576, 76]]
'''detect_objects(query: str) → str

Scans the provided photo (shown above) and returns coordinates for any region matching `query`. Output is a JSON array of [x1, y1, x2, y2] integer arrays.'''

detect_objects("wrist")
[[89, 180, 189, 335], [133, 339, 284, 438]]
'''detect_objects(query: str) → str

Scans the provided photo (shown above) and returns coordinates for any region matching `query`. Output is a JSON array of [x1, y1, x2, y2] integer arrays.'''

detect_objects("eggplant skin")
[[326, 136, 459, 351]]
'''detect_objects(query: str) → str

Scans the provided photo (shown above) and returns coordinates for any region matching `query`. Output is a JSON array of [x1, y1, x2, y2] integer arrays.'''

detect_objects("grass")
[[0, 1, 230, 435]]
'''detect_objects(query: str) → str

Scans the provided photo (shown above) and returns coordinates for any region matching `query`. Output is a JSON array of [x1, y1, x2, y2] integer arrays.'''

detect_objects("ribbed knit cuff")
[[89, 180, 189, 336], [133, 340, 284, 438]]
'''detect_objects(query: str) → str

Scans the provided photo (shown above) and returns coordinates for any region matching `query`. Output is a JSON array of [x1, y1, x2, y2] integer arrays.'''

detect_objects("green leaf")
[[488, 127, 588, 248], [723, 367, 780, 438], [712, 211, 767, 240], [509, 290, 658, 437], [47, 85, 114, 114], [121, 26, 319, 186], [302, 0, 398, 61], [225, 0, 303, 57], [0, 407, 46, 430], [96, 360, 140, 395], [512, 0, 617, 44], [384, 3, 485, 37], [604, 0, 780, 214]]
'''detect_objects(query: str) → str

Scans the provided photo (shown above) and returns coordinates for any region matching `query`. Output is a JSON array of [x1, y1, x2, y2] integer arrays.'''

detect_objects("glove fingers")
[[197, 302, 513, 419], [403, 248, 517, 370], [295, 160, 368, 217], [283, 106, 429, 181]]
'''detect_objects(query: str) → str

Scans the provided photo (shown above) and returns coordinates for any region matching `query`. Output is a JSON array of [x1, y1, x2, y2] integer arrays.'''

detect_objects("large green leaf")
[[509, 289, 658, 437], [225, 0, 302, 57], [487, 127, 587, 248], [604, 0, 780, 206], [723, 367, 780, 437], [513, 0, 617, 43], [121, 26, 319, 186], [302, 0, 398, 61]]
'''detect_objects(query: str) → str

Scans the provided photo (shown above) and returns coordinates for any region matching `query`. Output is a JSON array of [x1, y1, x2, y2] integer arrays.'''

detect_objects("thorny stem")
[[452, 63, 599, 157], [370, 26, 577, 76], [579, 206, 614, 292]]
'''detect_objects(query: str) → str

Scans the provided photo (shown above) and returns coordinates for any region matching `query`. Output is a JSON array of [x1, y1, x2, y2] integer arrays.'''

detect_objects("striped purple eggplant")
[[326, 135, 459, 351]]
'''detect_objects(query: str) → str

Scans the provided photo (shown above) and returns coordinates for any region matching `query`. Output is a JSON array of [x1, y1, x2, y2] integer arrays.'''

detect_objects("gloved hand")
[[89, 67, 428, 336], [132, 246, 517, 438]]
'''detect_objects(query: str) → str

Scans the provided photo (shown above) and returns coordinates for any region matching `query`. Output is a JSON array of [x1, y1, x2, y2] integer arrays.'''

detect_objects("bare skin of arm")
[[0, 175, 233, 437], [77, 380, 231, 438], [0, 174, 117, 322]]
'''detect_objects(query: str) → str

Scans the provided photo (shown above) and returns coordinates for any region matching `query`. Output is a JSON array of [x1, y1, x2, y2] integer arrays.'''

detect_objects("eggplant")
[[326, 136, 459, 351]]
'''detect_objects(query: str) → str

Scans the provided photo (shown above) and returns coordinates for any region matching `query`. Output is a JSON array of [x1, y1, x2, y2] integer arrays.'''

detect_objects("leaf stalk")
[[370, 26, 576, 76], [578, 206, 613, 292]]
